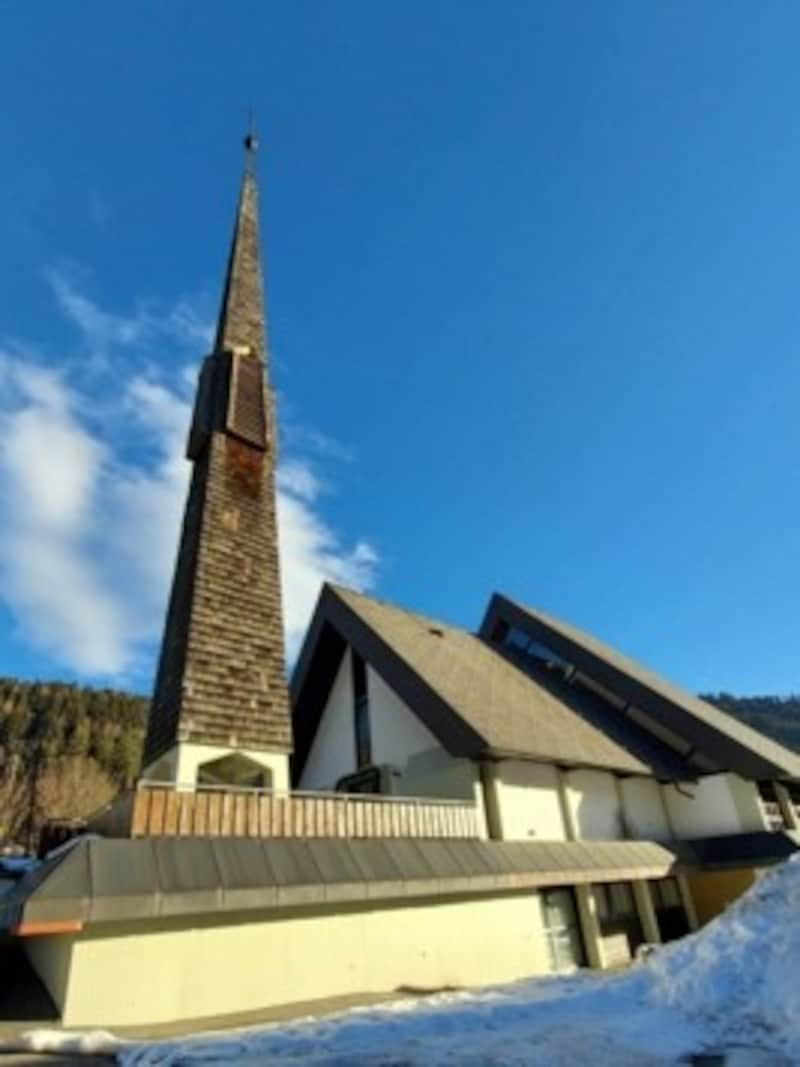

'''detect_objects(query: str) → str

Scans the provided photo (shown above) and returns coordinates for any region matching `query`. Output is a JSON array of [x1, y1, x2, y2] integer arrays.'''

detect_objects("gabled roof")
[[291, 585, 695, 781], [481, 593, 800, 782]]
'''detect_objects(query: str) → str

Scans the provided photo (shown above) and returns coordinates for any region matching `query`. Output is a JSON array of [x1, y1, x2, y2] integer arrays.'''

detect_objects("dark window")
[[595, 881, 636, 922], [651, 878, 682, 910], [594, 881, 644, 957], [498, 626, 572, 678], [351, 650, 371, 768], [649, 878, 690, 942]]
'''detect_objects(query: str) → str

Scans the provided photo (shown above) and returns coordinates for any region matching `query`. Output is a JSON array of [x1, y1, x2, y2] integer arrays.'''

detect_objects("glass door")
[[540, 887, 586, 972]]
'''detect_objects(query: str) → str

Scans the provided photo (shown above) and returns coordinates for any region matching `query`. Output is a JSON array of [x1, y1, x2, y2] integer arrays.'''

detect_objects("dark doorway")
[[650, 878, 691, 942]]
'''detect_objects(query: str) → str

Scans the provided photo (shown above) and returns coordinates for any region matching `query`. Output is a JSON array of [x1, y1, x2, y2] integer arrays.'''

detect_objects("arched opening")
[[196, 753, 273, 790]]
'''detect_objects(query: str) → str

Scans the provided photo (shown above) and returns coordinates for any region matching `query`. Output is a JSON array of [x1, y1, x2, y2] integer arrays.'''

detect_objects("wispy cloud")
[[0, 277, 378, 681], [47, 267, 213, 363]]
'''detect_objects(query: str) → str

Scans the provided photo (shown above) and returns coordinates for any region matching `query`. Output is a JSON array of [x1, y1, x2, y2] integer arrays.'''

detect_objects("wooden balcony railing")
[[92, 782, 481, 841]]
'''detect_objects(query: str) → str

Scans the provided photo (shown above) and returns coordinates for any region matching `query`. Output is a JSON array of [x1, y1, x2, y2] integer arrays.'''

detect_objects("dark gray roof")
[[482, 593, 800, 782], [3, 836, 685, 932], [292, 586, 692, 780]]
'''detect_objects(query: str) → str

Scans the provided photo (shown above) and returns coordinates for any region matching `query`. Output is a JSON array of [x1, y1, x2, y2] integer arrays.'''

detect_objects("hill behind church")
[[0, 676, 798, 850]]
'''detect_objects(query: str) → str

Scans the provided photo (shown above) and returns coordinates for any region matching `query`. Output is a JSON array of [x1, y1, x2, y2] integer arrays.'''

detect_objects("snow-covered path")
[[20, 856, 800, 1065]]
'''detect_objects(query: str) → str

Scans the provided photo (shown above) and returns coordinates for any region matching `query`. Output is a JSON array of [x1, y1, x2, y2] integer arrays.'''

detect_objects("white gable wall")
[[299, 650, 451, 793], [299, 648, 356, 791], [367, 665, 441, 767]]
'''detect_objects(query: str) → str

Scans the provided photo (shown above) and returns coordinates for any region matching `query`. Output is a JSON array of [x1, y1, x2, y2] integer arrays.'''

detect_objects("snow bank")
[[646, 853, 800, 1056], [16, 856, 800, 1064]]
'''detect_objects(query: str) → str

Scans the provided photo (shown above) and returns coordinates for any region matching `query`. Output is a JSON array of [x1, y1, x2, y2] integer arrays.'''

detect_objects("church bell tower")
[[141, 134, 292, 790]]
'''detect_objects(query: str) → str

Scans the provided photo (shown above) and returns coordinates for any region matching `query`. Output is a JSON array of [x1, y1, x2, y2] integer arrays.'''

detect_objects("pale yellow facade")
[[31, 891, 556, 1028], [484, 761, 568, 841]]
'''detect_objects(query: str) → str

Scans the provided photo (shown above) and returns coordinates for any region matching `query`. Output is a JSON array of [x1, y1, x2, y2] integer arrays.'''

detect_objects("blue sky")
[[0, 2, 798, 696]]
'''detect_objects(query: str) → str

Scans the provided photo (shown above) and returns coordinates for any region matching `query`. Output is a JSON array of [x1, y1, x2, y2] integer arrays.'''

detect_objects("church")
[[2, 139, 799, 1029]]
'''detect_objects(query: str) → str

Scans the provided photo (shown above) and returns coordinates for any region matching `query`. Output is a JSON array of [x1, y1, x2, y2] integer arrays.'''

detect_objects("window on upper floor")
[[351, 650, 372, 769], [497, 624, 573, 679]]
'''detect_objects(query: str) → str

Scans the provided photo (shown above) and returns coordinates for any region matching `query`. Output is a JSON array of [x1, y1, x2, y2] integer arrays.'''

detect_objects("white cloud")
[[0, 281, 378, 682]]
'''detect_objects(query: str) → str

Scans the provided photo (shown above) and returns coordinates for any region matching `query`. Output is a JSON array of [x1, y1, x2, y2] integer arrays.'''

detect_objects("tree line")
[[0, 677, 147, 850]]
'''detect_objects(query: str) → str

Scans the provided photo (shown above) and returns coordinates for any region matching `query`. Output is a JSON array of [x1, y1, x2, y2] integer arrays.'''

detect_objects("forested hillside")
[[0, 678, 147, 850], [1, 679, 799, 851], [704, 694, 800, 754]]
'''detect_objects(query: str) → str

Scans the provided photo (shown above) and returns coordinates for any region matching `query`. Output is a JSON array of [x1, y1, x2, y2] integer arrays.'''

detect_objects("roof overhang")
[[480, 593, 800, 782]]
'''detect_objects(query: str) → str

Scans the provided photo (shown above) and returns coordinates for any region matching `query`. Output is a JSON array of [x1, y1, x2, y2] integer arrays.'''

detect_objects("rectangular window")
[[540, 887, 586, 972], [651, 877, 682, 910], [595, 882, 636, 920], [351, 651, 371, 768]]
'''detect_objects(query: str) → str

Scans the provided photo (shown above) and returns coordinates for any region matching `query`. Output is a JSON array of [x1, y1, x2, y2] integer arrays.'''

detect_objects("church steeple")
[[214, 132, 266, 357], [141, 137, 292, 789]]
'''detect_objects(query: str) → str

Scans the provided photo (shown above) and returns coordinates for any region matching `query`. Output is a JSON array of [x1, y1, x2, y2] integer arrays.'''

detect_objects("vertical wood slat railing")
[[130, 783, 480, 840]]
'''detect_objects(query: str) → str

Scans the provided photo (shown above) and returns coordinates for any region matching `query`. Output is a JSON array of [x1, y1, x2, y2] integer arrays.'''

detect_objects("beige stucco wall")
[[299, 649, 355, 791], [619, 777, 671, 840], [488, 761, 568, 841], [662, 773, 766, 838], [37, 891, 554, 1027], [563, 769, 623, 840]]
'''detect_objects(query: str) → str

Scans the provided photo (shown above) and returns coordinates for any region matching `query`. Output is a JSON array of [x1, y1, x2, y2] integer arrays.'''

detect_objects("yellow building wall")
[[619, 777, 671, 840], [686, 867, 757, 926], [563, 769, 623, 840], [38, 891, 554, 1028], [490, 761, 568, 841]]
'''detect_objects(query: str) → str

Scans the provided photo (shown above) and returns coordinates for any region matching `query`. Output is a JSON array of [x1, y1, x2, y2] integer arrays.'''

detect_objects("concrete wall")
[[36, 892, 554, 1027], [487, 762, 568, 841], [619, 777, 671, 841], [662, 774, 766, 838], [562, 770, 623, 840], [300, 650, 355, 791]]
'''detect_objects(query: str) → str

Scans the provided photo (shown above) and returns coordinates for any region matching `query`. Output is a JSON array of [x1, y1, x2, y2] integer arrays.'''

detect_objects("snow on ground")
[[19, 856, 800, 1065]]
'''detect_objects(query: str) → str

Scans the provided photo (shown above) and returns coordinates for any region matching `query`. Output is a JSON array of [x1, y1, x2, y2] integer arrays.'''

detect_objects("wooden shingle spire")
[[141, 136, 291, 785]]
